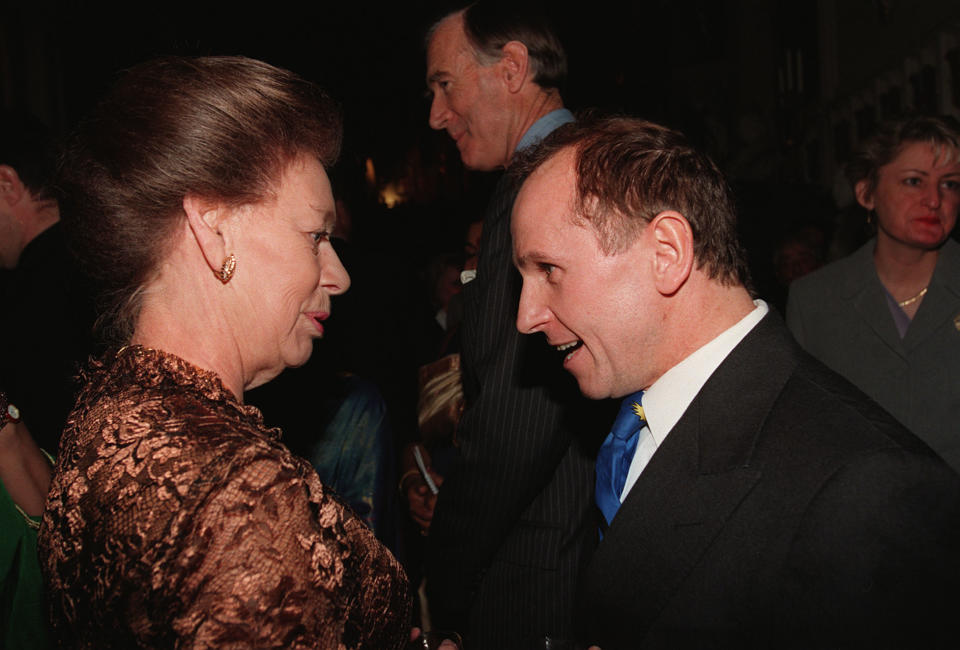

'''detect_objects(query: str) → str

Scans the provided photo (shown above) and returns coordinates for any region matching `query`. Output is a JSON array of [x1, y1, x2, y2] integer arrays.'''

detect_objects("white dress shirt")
[[619, 300, 770, 500]]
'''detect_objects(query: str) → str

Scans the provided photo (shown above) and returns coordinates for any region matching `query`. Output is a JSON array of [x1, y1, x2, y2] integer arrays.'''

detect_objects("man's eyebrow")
[[514, 250, 549, 268], [426, 70, 448, 85]]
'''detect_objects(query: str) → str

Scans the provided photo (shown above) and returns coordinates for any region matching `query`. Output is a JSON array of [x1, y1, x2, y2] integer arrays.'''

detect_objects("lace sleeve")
[[172, 456, 410, 649]]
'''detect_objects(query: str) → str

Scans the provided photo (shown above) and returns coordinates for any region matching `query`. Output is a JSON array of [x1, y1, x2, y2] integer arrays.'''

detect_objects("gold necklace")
[[897, 286, 928, 308]]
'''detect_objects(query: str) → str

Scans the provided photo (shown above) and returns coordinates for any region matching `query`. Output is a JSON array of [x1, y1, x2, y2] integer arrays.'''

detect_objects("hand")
[[0, 417, 52, 517]]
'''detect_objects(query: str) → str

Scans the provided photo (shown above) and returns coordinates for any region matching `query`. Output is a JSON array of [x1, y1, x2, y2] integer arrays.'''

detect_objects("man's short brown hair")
[[511, 114, 750, 287]]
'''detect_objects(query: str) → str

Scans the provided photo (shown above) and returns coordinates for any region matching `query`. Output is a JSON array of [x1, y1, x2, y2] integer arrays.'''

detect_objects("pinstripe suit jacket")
[[577, 313, 960, 649], [426, 171, 609, 649]]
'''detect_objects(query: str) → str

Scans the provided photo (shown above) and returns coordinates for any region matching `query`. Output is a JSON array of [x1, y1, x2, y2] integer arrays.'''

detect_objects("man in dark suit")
[[421, 3, 608, 647], [510, 115, 960, 649]]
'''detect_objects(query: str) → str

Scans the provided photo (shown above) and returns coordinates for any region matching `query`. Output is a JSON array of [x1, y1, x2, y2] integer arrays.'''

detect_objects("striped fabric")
[[426, 173, 610, 649]]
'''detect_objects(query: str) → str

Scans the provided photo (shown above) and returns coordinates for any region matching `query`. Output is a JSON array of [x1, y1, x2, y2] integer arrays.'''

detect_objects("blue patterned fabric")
[[307, 375, 394, 543]]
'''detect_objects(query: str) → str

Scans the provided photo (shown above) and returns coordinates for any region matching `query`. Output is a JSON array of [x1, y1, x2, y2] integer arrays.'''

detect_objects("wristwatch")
[[0, 391, 21, 430]]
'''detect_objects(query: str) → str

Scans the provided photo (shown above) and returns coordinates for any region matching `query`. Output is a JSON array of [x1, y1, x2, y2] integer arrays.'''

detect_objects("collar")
[[621, 300, 769, 497], [643, 300, 769, 447], [932, 238, 960, 297], [515, 108, 574, 152], [839, 237, 960, 299], [108, 345, 271, 434]]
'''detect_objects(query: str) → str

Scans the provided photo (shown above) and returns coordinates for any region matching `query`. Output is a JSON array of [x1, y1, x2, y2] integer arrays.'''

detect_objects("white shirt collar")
[[621, 299, 769, 498]]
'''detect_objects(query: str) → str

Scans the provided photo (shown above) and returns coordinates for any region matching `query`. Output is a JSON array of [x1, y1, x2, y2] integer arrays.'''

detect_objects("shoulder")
[[935, 238, 960, 283], [780, 372, 960, 567], [789, 241, 873, 302], [761, 354, 960, 548], [53, 351, 303, 525], [785, 243, 875, 341], [767, 350, 945, 468], [731, 314, 930, 465], [775, 433, 960, 642]]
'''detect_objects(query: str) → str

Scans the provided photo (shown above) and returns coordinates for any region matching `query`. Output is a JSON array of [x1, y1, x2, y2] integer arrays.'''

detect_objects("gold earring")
[[218, 253, 236, 284]]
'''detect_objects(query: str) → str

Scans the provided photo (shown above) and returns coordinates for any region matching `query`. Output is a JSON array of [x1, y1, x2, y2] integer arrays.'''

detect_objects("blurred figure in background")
[[423, 3, 610, 646], [788, 115, 960, 471], [1, 390, 51, 649], [0, 109, 95, 455]]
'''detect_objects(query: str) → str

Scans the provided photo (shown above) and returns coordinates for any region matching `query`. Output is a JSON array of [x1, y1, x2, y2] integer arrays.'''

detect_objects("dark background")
[[4, 1, 960, 524], [4, 0, 960, 304]]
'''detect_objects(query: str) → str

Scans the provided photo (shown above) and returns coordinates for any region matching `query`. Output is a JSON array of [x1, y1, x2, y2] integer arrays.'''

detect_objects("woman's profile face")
[[229, 156, 350, 388], [858, 140, 960, 251]]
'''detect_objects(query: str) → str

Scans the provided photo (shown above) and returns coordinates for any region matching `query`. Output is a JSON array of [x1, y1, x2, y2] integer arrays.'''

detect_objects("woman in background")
[[39, 56, 410, 648], [787, 115, 960, 471]]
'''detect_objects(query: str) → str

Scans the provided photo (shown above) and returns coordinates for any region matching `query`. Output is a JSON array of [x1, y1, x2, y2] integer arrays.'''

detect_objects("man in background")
[[421, 3, 608, 647]]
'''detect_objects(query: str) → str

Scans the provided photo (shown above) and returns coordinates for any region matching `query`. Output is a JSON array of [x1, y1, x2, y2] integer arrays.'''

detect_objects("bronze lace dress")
[[39, 346, 410, 648]]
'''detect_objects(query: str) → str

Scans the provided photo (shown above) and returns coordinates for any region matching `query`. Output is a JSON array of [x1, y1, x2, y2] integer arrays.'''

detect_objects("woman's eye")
[[903, 177, 922, 187], [539, 262, 555, 276], [310, 231, 330, 253]]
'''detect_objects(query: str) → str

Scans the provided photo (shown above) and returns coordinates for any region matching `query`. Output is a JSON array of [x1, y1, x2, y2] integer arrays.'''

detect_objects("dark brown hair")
[[846, 114, 960, 198], [428, 2, 567, 91], [511, 114, 750, 287], [58, 56, 342, 345]]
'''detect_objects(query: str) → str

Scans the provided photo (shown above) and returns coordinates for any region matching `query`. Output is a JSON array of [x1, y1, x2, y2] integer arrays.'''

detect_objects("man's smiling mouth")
[[555, 340, 583, 362]]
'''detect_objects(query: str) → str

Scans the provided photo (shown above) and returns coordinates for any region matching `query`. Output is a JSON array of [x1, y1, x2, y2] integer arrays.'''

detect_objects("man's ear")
[[0, 165, 25, 206], [182, 194, 229, 276], [499, 41, 531, 93], [648, 211, 695, 296], [854, 179, 874, 211]]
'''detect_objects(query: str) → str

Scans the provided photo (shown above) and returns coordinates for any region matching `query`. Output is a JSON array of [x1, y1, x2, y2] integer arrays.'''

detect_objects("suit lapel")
[[904, 239, 960, 351], [842, 241, 907, 358], [582, 314, 797, 634], [840, 239, 960, 355]]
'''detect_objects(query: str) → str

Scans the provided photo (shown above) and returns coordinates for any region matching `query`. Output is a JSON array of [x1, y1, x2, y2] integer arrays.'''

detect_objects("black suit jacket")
[[427, 173, 609, 649], [578, 313, 960, 649]]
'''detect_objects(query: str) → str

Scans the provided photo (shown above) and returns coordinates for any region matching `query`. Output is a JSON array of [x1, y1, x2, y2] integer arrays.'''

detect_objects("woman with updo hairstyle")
[[39, 56, 411, 648], [787, 115, 960, 471]]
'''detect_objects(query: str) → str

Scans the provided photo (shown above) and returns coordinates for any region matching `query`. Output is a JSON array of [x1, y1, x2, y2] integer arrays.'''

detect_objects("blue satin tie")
[[596, 391, 646, 529]]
